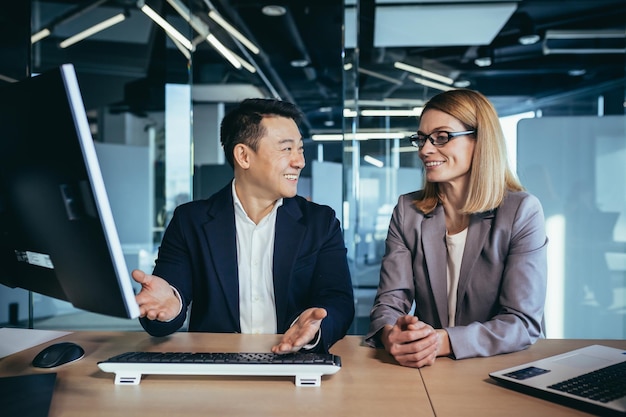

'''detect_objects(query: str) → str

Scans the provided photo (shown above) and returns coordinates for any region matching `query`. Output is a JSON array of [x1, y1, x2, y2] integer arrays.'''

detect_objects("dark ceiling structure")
[[350, 0, 626, 134], [27, 0, 626, 139]]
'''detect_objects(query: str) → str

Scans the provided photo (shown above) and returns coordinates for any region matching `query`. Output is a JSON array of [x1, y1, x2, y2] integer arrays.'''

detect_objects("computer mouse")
[[32, 342, 85, 368]]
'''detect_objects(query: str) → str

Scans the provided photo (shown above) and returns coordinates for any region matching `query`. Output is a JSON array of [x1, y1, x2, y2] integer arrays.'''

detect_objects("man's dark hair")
[[220, 98, 303, 168]]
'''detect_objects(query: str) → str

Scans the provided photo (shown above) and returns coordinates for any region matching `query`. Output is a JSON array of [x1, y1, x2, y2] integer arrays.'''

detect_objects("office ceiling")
[[29, 0, 626, 138]]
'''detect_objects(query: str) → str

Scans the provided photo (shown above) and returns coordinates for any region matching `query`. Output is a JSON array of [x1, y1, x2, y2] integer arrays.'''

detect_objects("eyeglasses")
[[408, 130, 476, 149]]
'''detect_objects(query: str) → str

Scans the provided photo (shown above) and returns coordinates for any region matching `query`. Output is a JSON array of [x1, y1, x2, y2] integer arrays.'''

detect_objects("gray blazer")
[[365, 190, 548, 359]]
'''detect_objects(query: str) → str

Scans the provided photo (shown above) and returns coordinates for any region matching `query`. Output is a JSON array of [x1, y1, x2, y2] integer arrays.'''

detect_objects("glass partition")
[[342, 0, 625, 338]]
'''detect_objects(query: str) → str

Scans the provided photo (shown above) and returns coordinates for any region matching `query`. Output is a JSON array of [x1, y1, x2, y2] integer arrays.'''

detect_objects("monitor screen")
[[0, 64, 139, 319]]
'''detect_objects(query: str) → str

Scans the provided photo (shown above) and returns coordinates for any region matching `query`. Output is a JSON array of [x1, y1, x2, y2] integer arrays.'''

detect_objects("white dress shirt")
[[170, 181, 321, 348], [232, 181, 282, 334]]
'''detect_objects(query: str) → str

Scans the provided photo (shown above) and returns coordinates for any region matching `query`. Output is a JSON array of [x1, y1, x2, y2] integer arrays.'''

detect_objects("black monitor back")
[[0, 64, 139, 319]]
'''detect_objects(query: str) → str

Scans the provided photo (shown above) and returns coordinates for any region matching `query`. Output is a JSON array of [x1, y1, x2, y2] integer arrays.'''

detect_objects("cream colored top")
[[445, 228, 467, 327]]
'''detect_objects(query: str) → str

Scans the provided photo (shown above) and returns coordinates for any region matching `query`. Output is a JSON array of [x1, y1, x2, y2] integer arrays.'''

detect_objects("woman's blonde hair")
[[414, 89, 523, 214]]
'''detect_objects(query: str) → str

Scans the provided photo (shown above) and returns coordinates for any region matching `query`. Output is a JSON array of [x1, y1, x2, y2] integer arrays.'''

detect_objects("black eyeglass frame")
[[409, 130, 476, 149]]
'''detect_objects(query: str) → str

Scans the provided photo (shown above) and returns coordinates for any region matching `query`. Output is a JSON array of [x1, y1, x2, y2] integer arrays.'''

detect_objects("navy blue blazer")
[[140, 182, 355, 352]]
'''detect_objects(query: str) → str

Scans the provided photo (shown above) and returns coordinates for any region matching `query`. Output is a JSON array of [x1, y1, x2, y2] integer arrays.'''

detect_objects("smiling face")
[[243, 115, 305, 201], [418, 109, 476, 189]]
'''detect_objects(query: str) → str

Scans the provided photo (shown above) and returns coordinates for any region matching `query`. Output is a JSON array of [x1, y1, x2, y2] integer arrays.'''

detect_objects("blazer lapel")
[[456, 210, 494, 309], [203, 185, 240, 328], [421, 205, 449, 327], [273, 199, 305, 330]]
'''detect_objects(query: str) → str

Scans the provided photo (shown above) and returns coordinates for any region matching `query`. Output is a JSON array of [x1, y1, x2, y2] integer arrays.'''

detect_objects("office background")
[[0, 0, 624, 340]]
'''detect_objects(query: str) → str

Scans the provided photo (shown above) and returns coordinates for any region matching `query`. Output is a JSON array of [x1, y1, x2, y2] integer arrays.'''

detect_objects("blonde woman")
[[365, 89, 548, 367]]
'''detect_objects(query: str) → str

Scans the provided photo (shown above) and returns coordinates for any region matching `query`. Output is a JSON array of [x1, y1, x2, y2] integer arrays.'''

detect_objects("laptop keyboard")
[[547, 361, 626, 403]]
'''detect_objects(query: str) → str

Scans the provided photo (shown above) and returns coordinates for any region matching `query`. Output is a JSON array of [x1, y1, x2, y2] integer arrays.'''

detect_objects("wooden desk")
[[0, 332, 433, 417], [419, 338, 626, 417], [3, 332, 623, 416]]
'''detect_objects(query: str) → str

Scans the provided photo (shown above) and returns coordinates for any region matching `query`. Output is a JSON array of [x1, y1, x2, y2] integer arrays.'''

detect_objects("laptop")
[[489, 345, 626, 416]]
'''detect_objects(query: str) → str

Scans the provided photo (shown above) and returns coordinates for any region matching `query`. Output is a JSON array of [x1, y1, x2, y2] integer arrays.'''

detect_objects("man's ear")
[[233, 143, 251, 170]]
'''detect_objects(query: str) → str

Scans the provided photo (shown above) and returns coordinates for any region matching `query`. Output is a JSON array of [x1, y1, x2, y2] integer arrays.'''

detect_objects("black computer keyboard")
[[97, 351, 342, 387], [548, 361, 626, 403]]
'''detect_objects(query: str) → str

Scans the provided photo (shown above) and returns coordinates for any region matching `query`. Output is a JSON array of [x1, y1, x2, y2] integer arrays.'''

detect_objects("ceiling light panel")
[[208, 10, 260, 55], [412, 76, 454, 91], [374, 3, 517, 47], [59, 12, 126, 48], [53, 7, 150, 44], [261, 5, 287, 17], [141, 3, 192, 50], [393, 62, 453, 84], [31, 28, 51, 44], [543, 30, 626, 54], [361, 108, 423, 117]]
